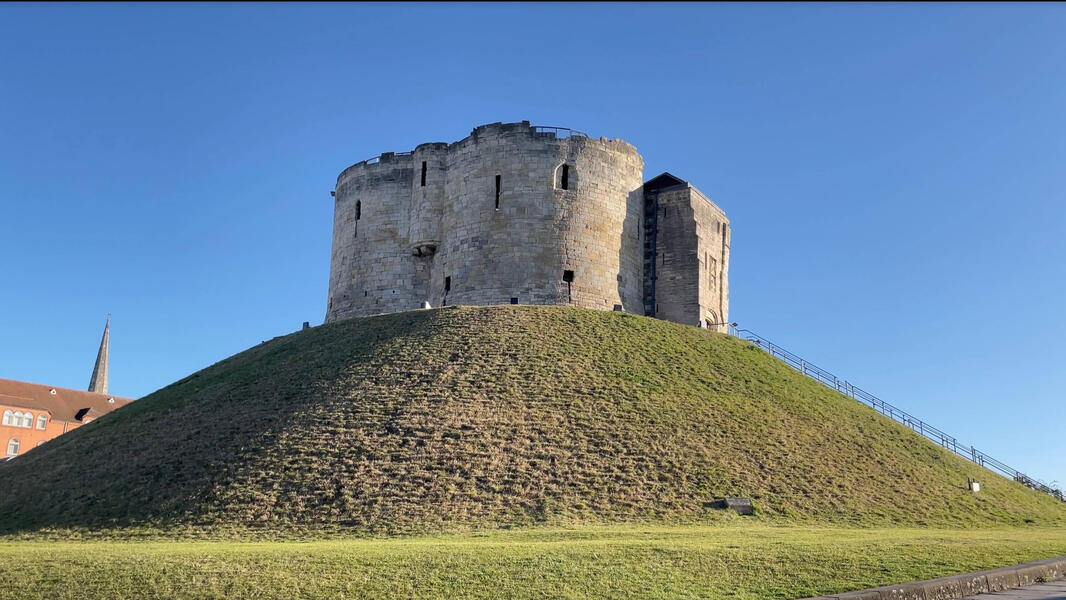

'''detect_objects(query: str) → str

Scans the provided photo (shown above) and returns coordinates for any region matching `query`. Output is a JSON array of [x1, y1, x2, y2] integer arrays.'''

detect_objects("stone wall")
[[327, 152, 427, 321], [644, 177, 730, 331], [693, 186, 730, 332], [325, 121, 728, 330], [326, 121, 644, 322]]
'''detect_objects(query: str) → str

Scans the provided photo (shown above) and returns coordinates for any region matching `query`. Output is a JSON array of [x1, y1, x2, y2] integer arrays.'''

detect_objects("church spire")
[[88, 315, 109, 395]]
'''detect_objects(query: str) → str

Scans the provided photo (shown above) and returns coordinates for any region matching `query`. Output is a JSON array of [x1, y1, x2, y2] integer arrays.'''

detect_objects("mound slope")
[[1, 306, 1062, 535]]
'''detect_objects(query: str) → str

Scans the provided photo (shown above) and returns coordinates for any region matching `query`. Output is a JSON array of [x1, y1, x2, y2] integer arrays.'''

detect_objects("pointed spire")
[[88, 315, 110, 395]]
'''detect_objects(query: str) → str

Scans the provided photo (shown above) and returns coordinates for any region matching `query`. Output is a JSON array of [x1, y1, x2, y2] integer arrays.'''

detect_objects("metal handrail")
[[729, 326, 1064, 502], [358, 151, 413, 165], [533, 126, 589, 139]]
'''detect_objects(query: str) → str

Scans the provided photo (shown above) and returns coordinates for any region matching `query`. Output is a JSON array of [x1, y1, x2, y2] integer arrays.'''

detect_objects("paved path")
[[965, 580, 1066, 600]]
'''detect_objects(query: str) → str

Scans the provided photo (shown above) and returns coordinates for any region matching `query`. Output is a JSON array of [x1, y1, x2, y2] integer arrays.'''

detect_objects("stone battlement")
[[338, 121, 638, 183]]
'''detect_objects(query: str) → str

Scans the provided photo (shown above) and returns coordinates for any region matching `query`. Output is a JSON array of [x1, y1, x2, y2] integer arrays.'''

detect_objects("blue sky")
[[2, 3, 1064, 486]]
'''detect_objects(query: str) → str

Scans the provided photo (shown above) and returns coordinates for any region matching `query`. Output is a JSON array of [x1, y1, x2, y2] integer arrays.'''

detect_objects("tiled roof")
[[0, 378, 133, 423]]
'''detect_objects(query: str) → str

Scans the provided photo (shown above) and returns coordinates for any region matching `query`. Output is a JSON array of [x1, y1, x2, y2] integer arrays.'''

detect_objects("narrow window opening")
[[354, 201, 361, 239], [561, 164, 570, 190], [562, 270, 574, 304], [420, 161, 427, 187], [562, 270, 574, 283], [445, 276, 451, 292], [364, 290, 368, 297], [495, 175, 501, 210], [510, 297, 519, 305]]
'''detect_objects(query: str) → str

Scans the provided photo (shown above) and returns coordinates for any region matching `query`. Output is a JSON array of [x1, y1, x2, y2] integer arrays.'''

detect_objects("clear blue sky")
[[2, 4, 1064, 486]]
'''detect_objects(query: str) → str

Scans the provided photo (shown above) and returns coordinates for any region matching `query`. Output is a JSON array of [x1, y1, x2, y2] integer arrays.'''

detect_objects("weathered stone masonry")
[[325, 121, 729, 330]]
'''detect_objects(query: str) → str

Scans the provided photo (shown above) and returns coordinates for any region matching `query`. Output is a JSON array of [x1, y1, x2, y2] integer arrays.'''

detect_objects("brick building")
[[1, 318, 132, 459]]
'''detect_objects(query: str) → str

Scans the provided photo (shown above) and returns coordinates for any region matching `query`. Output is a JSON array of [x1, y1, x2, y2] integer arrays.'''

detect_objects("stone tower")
[[325, 121, 729, 330], [88, 316, 109, 395]]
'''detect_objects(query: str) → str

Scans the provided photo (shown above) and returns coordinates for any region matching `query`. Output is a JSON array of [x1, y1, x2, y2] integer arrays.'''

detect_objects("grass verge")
[[2, 524, 1066, 599]]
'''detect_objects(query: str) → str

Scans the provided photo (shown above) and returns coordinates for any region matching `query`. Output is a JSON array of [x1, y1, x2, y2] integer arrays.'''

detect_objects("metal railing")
[[728, 326, 1064, 502], [533, 125, 589, 139], [359, 151, 413, 165]]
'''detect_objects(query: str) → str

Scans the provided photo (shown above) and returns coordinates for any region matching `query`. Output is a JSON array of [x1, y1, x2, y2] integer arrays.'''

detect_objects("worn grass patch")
[[1, 306, 1063, 536], [2, 525, 1066, 599]]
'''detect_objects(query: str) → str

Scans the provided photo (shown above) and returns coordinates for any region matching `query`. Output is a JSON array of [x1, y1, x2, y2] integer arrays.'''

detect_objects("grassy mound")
[[1, 306, 1062, 535]]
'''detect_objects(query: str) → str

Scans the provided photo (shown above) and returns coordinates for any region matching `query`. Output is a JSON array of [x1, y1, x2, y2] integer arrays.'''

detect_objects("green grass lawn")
[[3, 307, 1064, 536], [3, 524, 1066, 599]]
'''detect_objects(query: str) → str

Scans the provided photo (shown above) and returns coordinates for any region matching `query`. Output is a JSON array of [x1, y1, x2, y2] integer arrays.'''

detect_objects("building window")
[[421, 161, 427, 187], [558, 164, 572, 190], [6, 438, 18, 456], [36, 414, 47, 430], [36, 441, 44, 448], [6, 411, 32, 428], [354, 201, 361, 239], [444, 276, 451, 292], [495, 175, 501, 210], [562, 270, 575, 283]]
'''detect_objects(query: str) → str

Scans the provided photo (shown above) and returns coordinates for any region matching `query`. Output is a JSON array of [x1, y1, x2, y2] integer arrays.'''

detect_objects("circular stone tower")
[[325, 121, 645, 323]]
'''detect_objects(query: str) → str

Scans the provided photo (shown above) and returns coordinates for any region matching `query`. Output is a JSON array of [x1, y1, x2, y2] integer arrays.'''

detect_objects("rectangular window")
[[445, 276, 451, 292], [495, 175, 501, 210], [421, 161, 427, 187], [510, 297, 519, 304], [561, 164, 569, 190], [562, 270, 574, 283]]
